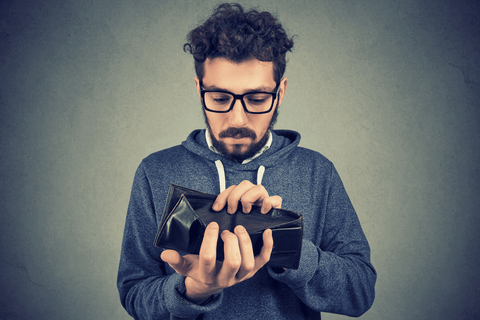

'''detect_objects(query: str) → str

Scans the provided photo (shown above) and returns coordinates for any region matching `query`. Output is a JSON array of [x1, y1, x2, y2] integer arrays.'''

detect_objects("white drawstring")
[[214, 160, 266, 192], [215, 160, 226, 193], [257, 165, 265, 186]]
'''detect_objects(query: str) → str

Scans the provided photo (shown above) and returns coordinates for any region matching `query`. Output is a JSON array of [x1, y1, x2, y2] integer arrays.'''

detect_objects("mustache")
[[219, 127, 257, 140]]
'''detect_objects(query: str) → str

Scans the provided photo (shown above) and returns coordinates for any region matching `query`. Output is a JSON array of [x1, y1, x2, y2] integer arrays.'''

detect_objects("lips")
[[230, 134, 249, 139]]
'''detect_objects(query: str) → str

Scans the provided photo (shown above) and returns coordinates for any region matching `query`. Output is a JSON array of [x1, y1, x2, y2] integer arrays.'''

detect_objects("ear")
[[276, 78, 288, 108], [194, 77, 201, 98]]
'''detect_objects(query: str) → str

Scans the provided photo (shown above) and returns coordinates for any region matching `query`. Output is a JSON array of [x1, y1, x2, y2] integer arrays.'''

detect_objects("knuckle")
[[225, 185, 237, 195], [240, 196, 250, 204], [206, 251, 219, 260], [239, 180, 253, 188], [202, 277, 216, 287], [218, 279, 231, 289], [217, 185, 235, 201], [262, 197, 272, 205], [257, 184, 267, 192], [201, 253, 216, 262], [274, 195, 282, 205], [227, 199, 238, 211], [243, 260, 255, 272], [253, 185, 267, 197], [204, 281, 216, 287], [225, 256, 242, 269], [200, 246, 217, 259], [240, 201, 251, 213]]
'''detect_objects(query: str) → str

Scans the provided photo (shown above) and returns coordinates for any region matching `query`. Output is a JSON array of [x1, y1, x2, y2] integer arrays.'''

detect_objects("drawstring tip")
[[257, 165, 266, 185]]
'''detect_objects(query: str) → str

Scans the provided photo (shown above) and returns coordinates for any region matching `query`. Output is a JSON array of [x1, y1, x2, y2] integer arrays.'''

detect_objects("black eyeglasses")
[[200, 81, 279, 114]]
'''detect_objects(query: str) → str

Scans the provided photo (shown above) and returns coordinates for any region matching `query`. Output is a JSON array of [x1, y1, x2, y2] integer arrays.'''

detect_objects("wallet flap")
[[155, 195, 207, 253], [182, 193, 234, 231], [183, 192, 302, 233], [159, 184, 211, 228]]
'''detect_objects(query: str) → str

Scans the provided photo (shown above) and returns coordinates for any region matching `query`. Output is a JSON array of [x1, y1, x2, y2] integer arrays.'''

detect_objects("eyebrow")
[[201, 83, 276, 93]]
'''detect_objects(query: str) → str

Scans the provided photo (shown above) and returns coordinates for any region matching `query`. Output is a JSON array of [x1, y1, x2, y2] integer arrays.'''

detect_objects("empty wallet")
[[154, 184, 303, 269]]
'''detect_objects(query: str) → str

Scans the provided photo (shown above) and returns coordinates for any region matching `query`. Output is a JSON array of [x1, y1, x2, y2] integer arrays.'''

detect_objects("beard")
[[203, 106, 279, 163]]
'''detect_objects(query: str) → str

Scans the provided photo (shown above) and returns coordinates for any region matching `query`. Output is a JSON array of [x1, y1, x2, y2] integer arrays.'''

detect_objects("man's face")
[[195, 58, 287, 162]]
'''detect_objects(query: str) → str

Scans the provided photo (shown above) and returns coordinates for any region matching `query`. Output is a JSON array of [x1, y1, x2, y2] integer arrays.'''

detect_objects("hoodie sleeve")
[[268, 164, 376, 317], [117, 163, 223, 320]]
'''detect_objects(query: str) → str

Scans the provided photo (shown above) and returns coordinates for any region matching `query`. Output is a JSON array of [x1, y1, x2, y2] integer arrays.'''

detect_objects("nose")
[[228, 98, 248, 127]]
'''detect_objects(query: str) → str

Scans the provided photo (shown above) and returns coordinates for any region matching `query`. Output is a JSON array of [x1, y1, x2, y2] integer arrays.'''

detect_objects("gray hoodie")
[[117, 129, 376, 319]]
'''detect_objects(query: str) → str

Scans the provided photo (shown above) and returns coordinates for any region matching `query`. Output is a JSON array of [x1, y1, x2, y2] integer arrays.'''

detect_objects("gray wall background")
[[1, 0, 479, 319]]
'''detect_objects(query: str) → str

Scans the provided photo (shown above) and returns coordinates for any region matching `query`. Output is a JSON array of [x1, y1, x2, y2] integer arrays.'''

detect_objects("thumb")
[[161, 250, 188, 275]]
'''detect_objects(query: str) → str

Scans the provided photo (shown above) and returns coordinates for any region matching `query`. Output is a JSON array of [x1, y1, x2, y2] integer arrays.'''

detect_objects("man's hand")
[[161, 222, 273, 304], [212, 180, 283, 214], [161, 182, 281, 303]]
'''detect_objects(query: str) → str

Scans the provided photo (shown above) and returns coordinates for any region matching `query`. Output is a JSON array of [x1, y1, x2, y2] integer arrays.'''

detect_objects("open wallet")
[[154, 184, 303, 269]]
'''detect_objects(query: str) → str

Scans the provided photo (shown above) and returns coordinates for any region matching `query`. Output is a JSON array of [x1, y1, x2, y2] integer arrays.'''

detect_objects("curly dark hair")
[[184, 3, 294, 85]]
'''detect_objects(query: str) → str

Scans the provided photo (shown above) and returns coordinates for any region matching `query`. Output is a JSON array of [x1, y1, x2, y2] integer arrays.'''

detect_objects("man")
[[117, 3, 376, 319]]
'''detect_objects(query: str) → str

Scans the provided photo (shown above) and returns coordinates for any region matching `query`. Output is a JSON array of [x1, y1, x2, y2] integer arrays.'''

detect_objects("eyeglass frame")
[[199, 81, 280, 114]]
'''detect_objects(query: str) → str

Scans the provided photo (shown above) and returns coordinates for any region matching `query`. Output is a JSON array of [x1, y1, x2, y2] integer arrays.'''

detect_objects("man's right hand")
[[160, 222, 273, 304]]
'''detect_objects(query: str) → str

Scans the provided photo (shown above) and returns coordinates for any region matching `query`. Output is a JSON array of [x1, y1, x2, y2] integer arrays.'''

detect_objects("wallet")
[[154, 184, 303, 269]]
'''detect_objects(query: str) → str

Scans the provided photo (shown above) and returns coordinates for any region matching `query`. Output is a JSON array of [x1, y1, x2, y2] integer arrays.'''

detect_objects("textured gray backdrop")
[[1, 0, 479, 319]]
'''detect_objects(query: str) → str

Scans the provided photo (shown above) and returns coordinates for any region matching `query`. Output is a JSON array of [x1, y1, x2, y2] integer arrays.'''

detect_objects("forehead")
[[202, 58, 276, 92]]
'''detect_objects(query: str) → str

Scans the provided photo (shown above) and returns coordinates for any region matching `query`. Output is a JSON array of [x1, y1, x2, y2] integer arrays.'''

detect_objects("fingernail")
[[212, 202, 220, 211]]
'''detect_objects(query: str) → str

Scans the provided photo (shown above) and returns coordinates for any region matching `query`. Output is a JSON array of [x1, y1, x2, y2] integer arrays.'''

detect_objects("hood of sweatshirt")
[[181, 129, 301, 192]]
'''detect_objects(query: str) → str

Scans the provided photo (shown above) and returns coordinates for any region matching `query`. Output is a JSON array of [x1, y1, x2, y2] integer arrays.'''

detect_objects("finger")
[[239, 185, 269, 213], [226, 180, 255, 213], [260, 195, 282, 214], [254, 229, 274, 268], [199, 222, 220, 284], [161, 250, 188, 275], [234, 225, 255, 279], [212, 185, 236, 211], [217, 230, 241, 287]]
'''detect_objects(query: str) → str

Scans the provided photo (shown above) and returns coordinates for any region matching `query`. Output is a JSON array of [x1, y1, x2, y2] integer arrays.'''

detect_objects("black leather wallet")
[[154, 184, 303, 269]]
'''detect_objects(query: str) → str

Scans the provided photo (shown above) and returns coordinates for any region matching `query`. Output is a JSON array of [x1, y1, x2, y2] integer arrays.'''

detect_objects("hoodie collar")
[[182, 129, 301, 171]]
